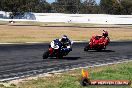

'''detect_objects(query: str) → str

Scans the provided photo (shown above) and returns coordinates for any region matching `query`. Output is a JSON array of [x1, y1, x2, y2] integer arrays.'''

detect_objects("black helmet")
[[60, 35, 68, 44], [102, 30, 108, 37]]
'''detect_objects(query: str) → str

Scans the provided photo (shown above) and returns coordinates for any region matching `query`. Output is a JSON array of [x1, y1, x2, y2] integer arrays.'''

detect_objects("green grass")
[[2, 61, 132, 88]]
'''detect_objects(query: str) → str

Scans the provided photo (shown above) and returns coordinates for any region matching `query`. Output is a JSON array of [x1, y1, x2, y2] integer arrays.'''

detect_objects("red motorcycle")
[[84, 30, 110, 51]]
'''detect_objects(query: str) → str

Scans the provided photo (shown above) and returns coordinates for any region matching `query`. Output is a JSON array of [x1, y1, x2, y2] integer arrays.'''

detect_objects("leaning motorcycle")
[[43, 39, 72, 59], [84, 35, 110, 51]]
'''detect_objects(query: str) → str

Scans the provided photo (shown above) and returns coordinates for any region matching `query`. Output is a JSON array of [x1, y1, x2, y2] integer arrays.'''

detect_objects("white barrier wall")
[[0, 13, 132, 24], [34, 13, 132, 24]]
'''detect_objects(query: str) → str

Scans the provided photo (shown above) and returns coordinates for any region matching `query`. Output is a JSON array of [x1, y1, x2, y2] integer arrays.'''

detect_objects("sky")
[[46, 0, 101, 4]]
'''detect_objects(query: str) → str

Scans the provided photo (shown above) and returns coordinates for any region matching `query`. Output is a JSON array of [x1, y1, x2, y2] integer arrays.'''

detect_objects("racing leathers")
[[50, 39, 72, 52]]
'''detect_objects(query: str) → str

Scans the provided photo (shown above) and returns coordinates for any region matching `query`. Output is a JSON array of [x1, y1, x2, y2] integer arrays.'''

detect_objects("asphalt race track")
[[0, 41, 132, 81]]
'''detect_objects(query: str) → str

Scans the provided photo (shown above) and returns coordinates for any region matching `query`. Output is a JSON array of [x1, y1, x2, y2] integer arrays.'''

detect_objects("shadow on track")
[[85, 50, 115, 52], [48, 57, 80, 60]]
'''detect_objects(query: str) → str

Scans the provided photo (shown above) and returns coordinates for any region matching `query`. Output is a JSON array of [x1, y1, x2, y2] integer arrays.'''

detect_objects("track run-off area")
[[0, 41, 132, 81]]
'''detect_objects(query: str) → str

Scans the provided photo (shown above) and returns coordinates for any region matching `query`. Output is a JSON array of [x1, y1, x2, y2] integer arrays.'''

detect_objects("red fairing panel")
[[48, 48, 53, 53]]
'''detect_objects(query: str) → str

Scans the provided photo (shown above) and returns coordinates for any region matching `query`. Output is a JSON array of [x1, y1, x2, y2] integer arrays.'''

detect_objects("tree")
[[1, 0, 20, 12], [22, 0, 51, 12], [65, 0, 81, 13], [100, 0, 122, 14], [121, 0, 132, 14], [52, 0, 81, 13], [0, 0, 51, 16], [80, 0, 98, 14], [0, 1, 2, 10], [51, 1, 65, 13]]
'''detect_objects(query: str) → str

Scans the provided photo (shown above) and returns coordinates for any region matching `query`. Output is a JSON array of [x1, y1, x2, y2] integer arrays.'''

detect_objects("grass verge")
[[2, 61, 132, 88], [0, 23, 132, 43], [0, 21, 96, 27]]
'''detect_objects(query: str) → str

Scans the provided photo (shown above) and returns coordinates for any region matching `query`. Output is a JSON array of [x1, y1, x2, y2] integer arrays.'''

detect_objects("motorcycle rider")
[[43, 35, 72, 59], [59, 35, 72, 46], [50, 35, 72, 52], [102, 30, 108, 38], [100, 30, 110, 45]]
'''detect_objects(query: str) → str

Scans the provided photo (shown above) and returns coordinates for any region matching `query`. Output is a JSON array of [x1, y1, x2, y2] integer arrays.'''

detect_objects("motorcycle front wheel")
[[84, 45, 89, 51], [43, 50, 49, 59]]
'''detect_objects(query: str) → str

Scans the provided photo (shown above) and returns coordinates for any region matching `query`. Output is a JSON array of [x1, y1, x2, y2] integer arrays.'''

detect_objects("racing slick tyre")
[[84, 45, 89, 51], [43, 51, 49, 59], [97, 48, 103, 51], [80, 77, 89, 86]]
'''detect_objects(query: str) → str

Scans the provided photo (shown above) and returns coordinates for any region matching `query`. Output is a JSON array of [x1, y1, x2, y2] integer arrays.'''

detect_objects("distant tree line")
[[0, 0, 132, 16]]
